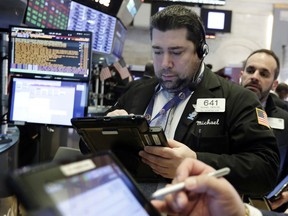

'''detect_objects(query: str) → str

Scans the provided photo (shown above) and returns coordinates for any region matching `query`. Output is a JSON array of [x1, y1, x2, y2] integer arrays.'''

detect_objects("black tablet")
[[71, 115, 168, 182], [7, 151, 162, 216]]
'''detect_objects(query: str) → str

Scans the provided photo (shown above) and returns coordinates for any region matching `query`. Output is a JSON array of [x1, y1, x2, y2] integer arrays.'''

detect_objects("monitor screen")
[[8, 26, 92, 80], [111, 19, 127, 58], [200, 8, 232, 34], [8, 77, 89, 126], [67, 1, 116, 55], [71, 0, 123, 17], [24, 0, 71, 30]]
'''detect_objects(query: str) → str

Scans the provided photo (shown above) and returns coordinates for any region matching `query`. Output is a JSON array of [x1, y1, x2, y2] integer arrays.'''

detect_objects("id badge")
[[195, 98, 226, 112]]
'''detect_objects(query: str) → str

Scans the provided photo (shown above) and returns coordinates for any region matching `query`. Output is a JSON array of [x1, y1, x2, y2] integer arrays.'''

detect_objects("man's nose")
[[161, 53, 173, 69], [251, 71, 260, 81]]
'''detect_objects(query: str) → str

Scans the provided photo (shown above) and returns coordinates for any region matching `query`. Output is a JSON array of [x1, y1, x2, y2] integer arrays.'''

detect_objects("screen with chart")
[[9, 26, 92, 80], [8, 77, 89, 126], [25, 0, 71, 30], [112, 19, 127, 58], [67, 1, 116, 55]]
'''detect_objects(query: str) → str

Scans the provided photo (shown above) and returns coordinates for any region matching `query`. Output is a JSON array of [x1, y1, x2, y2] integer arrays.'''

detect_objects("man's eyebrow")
[[151, 46, 184, 50], [152, 45, 161, 49]]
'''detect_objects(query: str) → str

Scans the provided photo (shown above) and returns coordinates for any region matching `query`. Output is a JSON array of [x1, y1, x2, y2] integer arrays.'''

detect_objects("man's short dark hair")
[[150, 5, 205, 55]]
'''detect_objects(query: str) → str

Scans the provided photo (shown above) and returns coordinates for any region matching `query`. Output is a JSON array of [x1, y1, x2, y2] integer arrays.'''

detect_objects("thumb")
[[167, 139, 184, 148]]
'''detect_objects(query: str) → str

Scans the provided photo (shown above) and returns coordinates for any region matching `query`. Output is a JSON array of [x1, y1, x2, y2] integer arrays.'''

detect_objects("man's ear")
[[239, 70, 244, 84], [272, 80, 278, 91]]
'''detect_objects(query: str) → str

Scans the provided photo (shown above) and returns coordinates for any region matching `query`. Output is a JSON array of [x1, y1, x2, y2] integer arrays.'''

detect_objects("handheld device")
[[7, 151, 162, 216], [71, 115, 168, 182], [266, 175, 288, 202]]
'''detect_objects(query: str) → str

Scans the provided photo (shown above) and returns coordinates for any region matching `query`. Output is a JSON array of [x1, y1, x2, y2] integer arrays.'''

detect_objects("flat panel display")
[[67, 1, 116, 55], [71, 0, 123, 17], [9, 26, 92, 80], [111, 19, 127, 58], [7, 152, 162, 216], [24, 0, 71, 30], [200, 8, 232, 34], [8, 77, 89, 126]]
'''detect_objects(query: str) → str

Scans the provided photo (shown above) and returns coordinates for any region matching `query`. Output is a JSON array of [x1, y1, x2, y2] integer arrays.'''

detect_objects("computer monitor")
[[67, 1, 117, 55], [8, 26, 92, 81], [200, 8, 232, 34], [111, 19, 127, 58], [8, 76, 89, 127], [24, 0, 71, 30]]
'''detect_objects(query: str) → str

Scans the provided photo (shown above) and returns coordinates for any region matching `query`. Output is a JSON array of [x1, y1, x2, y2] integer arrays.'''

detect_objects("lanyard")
[[145, 87, 192, 124]]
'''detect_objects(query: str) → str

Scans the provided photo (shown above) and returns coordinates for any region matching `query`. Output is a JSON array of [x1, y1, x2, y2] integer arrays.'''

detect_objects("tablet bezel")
[[7, 151, 162, 216], [71, 115, 168, 182]]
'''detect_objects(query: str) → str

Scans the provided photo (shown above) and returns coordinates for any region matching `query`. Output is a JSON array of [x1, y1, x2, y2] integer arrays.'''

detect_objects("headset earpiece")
[[196, 18, 209, 59]]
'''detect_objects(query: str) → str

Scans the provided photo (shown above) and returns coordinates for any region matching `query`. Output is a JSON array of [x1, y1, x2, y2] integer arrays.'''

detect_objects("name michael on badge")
[[196, 119, 220, 125]]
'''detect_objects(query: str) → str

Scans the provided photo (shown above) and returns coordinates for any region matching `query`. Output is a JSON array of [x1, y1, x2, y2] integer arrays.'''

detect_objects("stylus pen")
[[151, 167, 230, 199]]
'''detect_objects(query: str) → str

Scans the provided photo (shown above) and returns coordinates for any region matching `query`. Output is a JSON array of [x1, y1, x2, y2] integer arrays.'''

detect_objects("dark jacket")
[[108, 67, 280, 196], [270, 93, 288, 112], [266, 94, 288, 182]]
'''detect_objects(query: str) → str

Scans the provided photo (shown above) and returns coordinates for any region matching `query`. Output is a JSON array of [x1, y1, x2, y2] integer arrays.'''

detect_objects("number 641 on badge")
[[195, 98, 226, 112]]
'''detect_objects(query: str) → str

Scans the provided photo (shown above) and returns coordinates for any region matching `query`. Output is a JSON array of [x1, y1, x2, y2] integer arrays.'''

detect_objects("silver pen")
[[151, 167, 230, 199]]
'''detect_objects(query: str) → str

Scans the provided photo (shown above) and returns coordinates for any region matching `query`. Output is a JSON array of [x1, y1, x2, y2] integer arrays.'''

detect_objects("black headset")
[[196, 17, 209, 59], [188, 18, 209, 91]]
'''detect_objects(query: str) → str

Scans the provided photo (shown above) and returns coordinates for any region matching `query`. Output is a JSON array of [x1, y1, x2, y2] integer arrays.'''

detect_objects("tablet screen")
[[8, 152, 161, 216], [44, 164, 149, 216]]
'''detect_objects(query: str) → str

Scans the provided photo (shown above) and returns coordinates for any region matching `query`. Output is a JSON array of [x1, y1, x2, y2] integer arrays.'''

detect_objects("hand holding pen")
[[151, 159, 247, 216], [151, 167, 230, 199]]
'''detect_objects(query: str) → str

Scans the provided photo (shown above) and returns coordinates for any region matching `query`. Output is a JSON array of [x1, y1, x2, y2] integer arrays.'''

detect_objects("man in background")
[[276, 83, 288, 101], [274, 83, 288, 111], [240, 49, 288, 211]]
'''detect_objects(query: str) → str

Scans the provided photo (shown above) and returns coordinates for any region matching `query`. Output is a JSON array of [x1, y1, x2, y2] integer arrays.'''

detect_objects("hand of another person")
[[106, 109, 129, 116], [139, 139, 197, 179], [151, 158, 245, 216], [269, 191, 288, 210]]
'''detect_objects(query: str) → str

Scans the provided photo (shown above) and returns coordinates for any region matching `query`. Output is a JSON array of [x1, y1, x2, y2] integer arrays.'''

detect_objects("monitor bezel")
[[8, 76, 90, 127], [8, 25, 93, 81], [200, 8, 232, 34]]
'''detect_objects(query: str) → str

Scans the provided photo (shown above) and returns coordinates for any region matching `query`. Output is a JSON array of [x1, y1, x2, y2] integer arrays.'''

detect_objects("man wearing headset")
[[104, 5, 279, 197]]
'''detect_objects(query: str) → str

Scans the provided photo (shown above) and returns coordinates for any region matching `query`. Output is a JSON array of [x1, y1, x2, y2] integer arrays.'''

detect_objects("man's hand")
[[106, 109, 129, 116], [269, 191, 288, 210], [151, 158, 245, 216], [139, 139, 197, 179]]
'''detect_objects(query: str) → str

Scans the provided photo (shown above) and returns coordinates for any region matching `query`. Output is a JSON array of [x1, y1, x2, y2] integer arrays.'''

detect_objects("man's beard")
[[158, 77, 191, 93], [244, 82, 271, 102]]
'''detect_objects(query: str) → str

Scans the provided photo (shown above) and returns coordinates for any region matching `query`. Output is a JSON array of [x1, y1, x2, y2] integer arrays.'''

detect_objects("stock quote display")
[[9, 26, 92, 80], [25, 0, 71, 30]]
